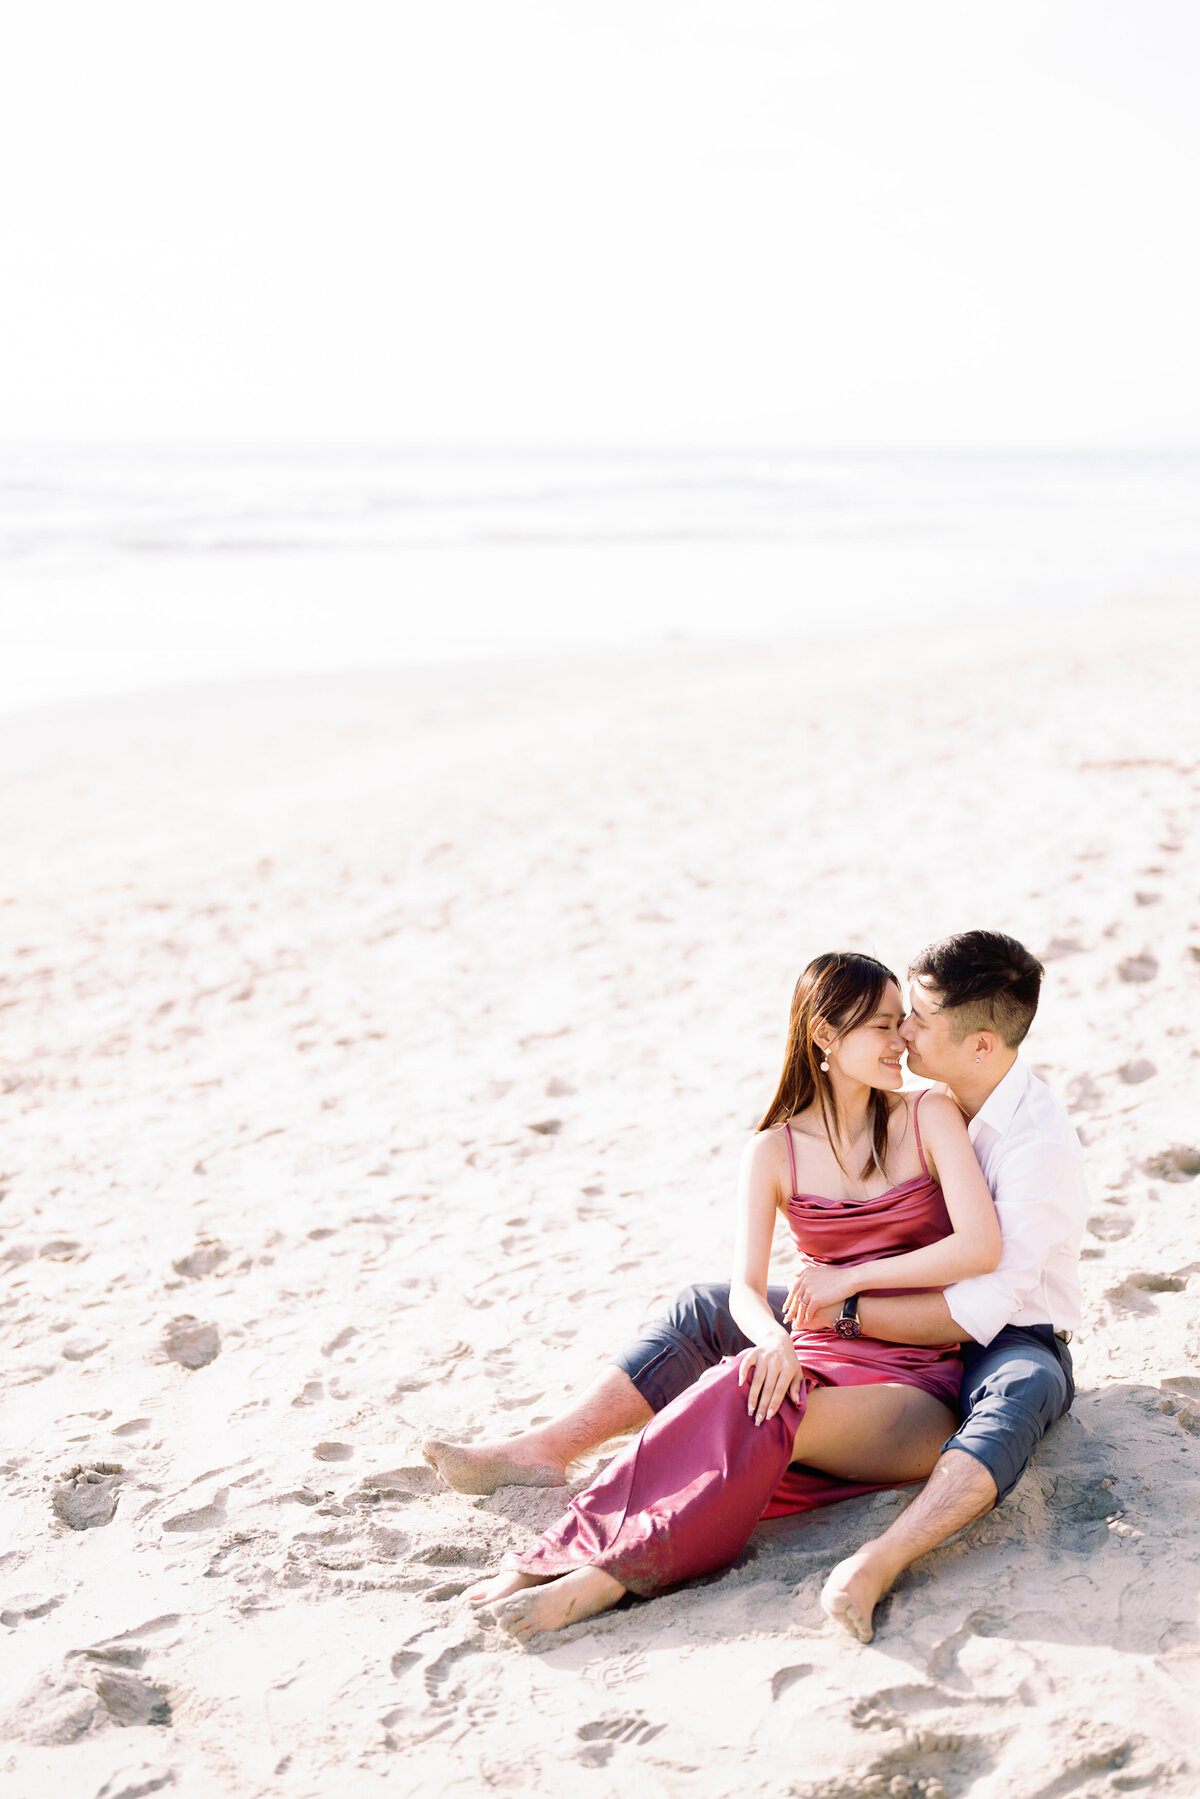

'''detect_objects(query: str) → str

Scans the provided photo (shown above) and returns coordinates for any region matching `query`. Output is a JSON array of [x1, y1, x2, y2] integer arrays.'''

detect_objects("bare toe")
[[822, 1587, 873, 1643], [493, 1593, 539, 1643], [490, 1568, 625, 1645], [819, 1553, 883, 1643], [464, 1569, 541, 1609]]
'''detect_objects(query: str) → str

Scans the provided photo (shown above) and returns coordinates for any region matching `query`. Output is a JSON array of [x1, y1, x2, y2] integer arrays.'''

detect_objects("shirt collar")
[[968, 1056, 1030, 1143]]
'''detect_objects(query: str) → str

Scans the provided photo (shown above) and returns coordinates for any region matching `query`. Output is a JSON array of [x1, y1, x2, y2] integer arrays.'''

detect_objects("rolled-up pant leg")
[[943, 1323, 1075, 1503], [610, 1281, 790, 1413]]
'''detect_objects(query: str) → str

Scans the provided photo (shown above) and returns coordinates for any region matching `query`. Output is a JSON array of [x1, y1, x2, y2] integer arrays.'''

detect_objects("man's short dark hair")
[[908, 930, 1044, 1048]]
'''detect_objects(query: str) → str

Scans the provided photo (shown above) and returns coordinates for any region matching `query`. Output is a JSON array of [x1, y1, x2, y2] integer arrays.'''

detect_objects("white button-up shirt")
[[942, 1058, 1090, 1347]]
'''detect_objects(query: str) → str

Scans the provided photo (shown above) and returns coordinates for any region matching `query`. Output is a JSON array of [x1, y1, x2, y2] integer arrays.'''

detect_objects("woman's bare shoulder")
[[909, 1088, 969, 1134], [740, 1122, 794, 1189]]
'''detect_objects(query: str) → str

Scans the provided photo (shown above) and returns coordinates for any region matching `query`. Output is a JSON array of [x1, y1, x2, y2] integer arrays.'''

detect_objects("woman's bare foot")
[[463, 1567, 549, 1609], [422, 1436, 568, 1497], [492, 1567, 626, 1644], [820, 1545, 891, 1643]]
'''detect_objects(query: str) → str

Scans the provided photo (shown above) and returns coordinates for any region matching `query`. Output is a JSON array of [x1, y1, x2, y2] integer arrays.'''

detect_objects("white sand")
[[1, 599, 1198, 1798]]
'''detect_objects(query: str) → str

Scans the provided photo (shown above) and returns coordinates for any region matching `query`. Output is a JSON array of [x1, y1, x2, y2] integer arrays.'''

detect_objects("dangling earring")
[[820, 1055, 830, 1072]]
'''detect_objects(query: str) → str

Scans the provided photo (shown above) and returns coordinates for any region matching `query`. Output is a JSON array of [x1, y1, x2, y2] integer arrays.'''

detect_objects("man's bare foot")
[[820, 1545, 891, 1643], [422, 1436, 568, 1497], [492, 1567, 626, 1645], [463, 1567, 549, 1609]]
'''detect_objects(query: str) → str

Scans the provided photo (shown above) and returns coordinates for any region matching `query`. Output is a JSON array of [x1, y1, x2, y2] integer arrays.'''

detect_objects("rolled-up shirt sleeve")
[[942, 1141, 1084, 1347]]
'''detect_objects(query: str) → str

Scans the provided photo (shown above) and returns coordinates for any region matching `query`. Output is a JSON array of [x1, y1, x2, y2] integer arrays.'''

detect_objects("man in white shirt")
[[424, 931, 1089, 1642], [809, 933, 1089, 1640]]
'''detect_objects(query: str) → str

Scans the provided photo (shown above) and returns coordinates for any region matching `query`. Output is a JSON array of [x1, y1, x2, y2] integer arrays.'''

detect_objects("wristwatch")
[[835, 1295, 861, 1340]]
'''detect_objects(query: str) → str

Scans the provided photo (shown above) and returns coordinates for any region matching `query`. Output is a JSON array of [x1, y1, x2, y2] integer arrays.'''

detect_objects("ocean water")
[[2, 445, 1198, 715]]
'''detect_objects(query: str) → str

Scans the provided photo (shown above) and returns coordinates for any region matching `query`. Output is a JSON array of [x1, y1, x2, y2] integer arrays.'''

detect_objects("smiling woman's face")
[[822, 981, 906, 1091]]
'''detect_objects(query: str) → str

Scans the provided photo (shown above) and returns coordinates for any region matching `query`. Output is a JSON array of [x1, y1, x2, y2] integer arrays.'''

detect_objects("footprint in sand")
[[162, 1315, 221, 1370], [162, 1489, 228, 1533], [171, 1238, 229, 1279], [0, 1592, 66, 1626], [851, 1732, 976, 1799], [422, 1638, 483, 1710], [39, 1239, 83, 1262], [1087, 1211, 1134, 1242], [1104, 1271, 1188, 1313], [392, 1341, 471, 1397], [576, 1713, 667, 1768], [769, 1664, 814, 1700], [1065, 1073, 1104, 1113], [112, 1418, 151, 1438], [1117, 1058, 1156, 1084], [848, 1682, 965, 1733], [1143, 1145, 1200, 1182], [1041, 936, 1085, 961], [52, 1464, 126, 1531], [353, 1465, 442, 1507], [96, 1764, 176, 1799], [1117, 952, 1158, 983]]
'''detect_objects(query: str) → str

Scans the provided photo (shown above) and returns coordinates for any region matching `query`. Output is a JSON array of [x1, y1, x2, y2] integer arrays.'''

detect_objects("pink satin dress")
[[509, 1091, 962, 1596]]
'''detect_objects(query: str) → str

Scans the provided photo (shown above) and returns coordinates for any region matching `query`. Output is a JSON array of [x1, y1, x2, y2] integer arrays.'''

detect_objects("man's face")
[[899, 979, 974, 1086]]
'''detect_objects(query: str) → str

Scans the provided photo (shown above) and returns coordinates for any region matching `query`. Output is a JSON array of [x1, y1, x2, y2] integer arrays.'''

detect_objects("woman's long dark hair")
[[757, 951, 899, 1180]]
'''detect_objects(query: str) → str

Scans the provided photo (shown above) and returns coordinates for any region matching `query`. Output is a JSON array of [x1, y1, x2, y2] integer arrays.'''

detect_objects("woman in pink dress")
[[464, 951, 1001, 1642]]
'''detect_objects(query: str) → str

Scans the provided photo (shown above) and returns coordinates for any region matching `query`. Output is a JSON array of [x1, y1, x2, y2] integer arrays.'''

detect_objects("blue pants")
[[611, 1281, 1074, 1504]]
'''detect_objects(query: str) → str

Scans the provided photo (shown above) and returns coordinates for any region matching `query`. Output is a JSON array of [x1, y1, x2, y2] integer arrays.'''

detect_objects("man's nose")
[[899, 1018, 915, 1045]]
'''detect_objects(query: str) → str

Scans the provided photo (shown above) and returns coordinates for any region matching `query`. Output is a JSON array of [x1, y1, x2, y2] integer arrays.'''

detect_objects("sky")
[[2, 1, 1198, 447]]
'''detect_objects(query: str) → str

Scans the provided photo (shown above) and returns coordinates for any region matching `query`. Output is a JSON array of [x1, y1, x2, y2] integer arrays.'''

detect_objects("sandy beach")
[[1, 596, 1198, 1799]]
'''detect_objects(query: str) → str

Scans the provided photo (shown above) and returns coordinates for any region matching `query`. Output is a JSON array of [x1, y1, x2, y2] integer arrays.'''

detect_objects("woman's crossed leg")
[[787, 1381, 956, 1484]]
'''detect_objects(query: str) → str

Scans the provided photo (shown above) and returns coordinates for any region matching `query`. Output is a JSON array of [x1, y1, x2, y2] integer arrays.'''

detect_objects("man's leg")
[[423, 1281, 787, 1495], [821, 1326, 1074, 1641], [820, 1448, 997, 1641], [423, 1365, 652, 1496]]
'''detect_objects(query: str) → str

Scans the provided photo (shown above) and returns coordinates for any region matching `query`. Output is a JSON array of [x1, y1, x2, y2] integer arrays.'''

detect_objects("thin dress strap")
[[912, 1089, 930, 1178], [783, 1121, 799, 1200]]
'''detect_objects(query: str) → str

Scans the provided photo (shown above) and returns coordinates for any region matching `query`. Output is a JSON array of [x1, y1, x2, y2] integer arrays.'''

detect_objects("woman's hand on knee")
[[738, 1337, 804, 1426]]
